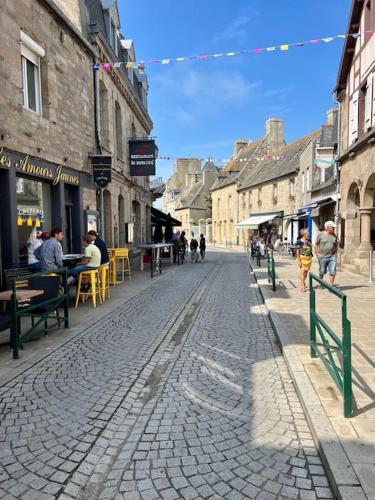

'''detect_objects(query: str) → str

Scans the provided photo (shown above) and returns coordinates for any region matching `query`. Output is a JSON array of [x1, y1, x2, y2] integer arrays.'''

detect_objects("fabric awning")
[[236, 213, 280, 229], [151, 207, 181, 227]]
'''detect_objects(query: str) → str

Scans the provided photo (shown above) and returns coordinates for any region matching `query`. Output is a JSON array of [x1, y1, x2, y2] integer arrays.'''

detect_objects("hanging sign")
[[129, 140, 157, 176], [315, 157, 335, 169], [92, 155, 112, 188]]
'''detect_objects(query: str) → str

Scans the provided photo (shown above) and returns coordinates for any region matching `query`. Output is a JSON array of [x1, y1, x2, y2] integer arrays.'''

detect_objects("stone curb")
[[248, 257, 367, 500]]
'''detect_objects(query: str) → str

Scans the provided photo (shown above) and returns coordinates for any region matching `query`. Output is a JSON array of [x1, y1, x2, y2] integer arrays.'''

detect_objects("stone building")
[[295, 110, 339, 244], [82, 0, 154, 248], [335, 0, 375, 274], [211, 119, 284, 245], [174, 160, 219, 239], [237, 131, 319, 245], [0, 0, 97, 275], [161, 158, 201, 217]]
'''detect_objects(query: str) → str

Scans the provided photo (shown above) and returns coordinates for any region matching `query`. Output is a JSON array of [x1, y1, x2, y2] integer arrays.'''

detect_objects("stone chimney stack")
[[326, 108, 337, 126], [234, 139, 248, 156], [265, 118, 285, 154]]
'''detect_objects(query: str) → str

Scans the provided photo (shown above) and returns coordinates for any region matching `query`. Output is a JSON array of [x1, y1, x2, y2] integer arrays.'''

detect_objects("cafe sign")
[[0, 147, 80, 185], [129, 139, 157, 176]]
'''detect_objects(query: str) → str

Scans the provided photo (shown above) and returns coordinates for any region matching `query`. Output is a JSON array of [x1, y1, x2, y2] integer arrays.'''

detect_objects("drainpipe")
[[93, 57, 105, 237], [333, 89, 341, 247]]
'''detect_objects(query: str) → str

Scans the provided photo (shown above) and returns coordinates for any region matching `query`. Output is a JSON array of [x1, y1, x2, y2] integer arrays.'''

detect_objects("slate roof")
[[318, 116, 338, 148], [238, 131, 320, 191], [176, 181, 205, 210]]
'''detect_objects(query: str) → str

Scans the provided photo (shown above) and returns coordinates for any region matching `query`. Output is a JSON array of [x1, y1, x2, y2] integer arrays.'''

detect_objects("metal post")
[[342, 296, 352, 418], [100, 188, 105, 239], [309, 274, 317, 358], [369, 250, 373, 283]]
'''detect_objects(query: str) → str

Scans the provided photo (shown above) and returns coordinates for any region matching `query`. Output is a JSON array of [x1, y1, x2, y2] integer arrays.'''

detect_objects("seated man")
[[67, 234, 101, 285]]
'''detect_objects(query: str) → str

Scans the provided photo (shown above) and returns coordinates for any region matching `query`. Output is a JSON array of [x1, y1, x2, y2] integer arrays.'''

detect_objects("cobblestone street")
[[0, 251, 332, 499]]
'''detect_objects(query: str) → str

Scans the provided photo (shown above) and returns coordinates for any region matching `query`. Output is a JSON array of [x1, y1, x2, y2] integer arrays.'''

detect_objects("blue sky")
[[120, 0, 352, 181]]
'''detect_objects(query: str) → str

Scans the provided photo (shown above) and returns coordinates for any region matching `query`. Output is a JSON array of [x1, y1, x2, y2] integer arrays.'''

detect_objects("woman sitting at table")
[[67, 235, 101, 286]]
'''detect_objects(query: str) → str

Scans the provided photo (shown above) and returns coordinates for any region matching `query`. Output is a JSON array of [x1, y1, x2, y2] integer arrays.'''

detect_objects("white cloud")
[[176, 106, 195, 125], [213, 15, 254, 45], [264, 86, 294, 98]]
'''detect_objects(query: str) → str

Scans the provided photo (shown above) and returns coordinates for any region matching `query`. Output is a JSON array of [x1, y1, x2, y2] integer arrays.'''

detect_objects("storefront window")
[[16, 177, 51, 264]]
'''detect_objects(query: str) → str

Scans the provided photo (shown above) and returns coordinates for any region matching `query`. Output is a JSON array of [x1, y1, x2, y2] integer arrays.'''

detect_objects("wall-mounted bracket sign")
[[129, 140, 157, 176], [91, 155, 112, 188]]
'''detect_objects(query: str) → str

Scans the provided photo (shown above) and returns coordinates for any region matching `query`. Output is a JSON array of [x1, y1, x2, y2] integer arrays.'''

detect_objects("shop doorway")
[[65, 205, 73, 253]]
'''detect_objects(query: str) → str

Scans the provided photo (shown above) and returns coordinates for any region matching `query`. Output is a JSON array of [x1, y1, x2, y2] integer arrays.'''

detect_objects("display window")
[[16, 176, 51, 264]]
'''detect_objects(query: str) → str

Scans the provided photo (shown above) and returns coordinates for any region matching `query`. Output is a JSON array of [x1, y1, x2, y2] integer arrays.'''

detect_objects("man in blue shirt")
[[88, 230, 109, 265], [34, 228, 64, 272]]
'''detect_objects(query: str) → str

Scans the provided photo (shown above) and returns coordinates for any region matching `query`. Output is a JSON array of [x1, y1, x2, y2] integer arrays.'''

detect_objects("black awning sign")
[[129, 140, 156, 176], [92, 156, 112, 188]]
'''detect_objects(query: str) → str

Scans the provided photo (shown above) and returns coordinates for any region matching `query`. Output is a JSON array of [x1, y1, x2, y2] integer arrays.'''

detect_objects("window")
[[110, 21, 117, 54], [320, 165, 326, 183], [364, 74, 373, 131], [99, 82, 109, 145], [289, 178, 295, 197], [349, 90, 359, 144], [20, 32, 45, 114], [115, 102, 123, 159], [257, 188, 262, 202], [228, 196, 232, 211], [273, 184, 278, 198], [306, 167, 310, 191], [301, 172, 305, 193], [241, 193, 246, 210], [248, 191, 252, 206]]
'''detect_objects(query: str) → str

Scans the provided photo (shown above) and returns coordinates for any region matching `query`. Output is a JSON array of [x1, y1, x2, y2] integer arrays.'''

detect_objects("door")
[[65, 205, 73, 254]]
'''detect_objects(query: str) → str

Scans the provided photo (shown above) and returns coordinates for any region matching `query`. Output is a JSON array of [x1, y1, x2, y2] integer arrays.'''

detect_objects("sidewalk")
[[251, 253, 375, 499], [0, 261, 177, 386]]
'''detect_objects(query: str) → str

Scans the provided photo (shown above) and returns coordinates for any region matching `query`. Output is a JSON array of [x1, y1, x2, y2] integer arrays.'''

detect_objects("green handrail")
[[267, 250, 276, 291], [309, 272, 352, 417]]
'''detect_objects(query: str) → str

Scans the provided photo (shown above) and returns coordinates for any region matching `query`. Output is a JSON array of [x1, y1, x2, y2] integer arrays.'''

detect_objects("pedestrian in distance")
[[199, 234, 206, 261], [190, 237, 199, 263], [314, 221, 338, 287], [296, 228, 313, 292]]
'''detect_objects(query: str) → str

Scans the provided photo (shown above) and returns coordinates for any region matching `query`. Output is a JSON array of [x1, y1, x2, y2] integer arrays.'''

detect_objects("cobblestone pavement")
[[0, 252, 332, 499]]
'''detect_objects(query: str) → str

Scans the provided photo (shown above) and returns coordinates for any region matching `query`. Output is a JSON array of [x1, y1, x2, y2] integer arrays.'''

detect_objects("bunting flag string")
[[94, 31, 375, 71], [158, 154, 286, 163]]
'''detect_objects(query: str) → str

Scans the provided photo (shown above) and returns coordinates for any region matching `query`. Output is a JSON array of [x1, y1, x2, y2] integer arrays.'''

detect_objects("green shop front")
[[0, 147, 85, 283]]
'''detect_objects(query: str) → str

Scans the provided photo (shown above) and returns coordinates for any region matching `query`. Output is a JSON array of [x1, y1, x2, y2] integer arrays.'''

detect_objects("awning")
[[151, 207, 181, 227], [236, 213, 280, 229]]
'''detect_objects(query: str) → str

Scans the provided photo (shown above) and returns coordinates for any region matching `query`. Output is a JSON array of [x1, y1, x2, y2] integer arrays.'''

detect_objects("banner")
[[129, 140, 157, 176]]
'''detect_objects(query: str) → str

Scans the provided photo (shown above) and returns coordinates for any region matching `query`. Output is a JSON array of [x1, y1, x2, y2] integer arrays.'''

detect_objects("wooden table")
[[138, 243, 174, 278], [0, 290, 44, 302]]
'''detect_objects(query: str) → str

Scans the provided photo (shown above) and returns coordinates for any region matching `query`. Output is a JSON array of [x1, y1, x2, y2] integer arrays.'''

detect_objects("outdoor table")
[[138, 243, 174, 278], [63, 254, 85, 268], [0, 289, 44, 302]]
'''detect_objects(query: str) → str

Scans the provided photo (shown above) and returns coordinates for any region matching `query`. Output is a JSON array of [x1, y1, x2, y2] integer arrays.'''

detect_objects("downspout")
[[333, 88, 341, 245], [93, 57, 104, 237]]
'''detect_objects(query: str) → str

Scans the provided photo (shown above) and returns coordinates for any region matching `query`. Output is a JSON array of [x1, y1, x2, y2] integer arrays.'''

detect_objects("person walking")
[[88, 230, 109, 265], [199, 234, 206, 261], [296, 228, 313, 292], [190, 237, 199, 263], [34, 228, 64, 272], [314, 221, 338, 286]]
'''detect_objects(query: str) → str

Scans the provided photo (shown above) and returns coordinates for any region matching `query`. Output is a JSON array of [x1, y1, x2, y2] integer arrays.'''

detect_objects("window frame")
[[289, 178, 295, 197], [21, 44, 42, 114]]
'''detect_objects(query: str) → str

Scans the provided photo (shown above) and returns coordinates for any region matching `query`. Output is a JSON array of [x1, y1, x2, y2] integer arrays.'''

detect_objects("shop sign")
[[91, 155, 112, 188], [0, 147, 80, 185], [129, 140, 157, 176]]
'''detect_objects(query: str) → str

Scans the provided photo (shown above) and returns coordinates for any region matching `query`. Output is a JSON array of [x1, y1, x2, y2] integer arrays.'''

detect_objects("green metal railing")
[[267, 250, 276, 291], [10, 269, 69, 359], [309, 273, 352, 418]]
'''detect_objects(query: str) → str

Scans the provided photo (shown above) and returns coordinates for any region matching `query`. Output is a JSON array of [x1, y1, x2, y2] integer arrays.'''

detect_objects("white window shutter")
[[351, 90, 359, 143], [365, 74, 373, 131]]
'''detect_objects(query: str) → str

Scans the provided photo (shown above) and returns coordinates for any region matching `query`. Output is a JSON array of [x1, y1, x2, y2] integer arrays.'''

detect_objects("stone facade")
[[336, 0, 375, 274]]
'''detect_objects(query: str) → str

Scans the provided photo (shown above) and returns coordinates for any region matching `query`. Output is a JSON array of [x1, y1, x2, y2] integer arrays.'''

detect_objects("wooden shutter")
[[350, 90, 359, 144], [365, 74, 373, 131]]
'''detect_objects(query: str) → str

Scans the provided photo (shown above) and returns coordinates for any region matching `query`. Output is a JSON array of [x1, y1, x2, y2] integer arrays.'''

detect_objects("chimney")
[[265, 118, 285, 153], [326, 108, 337, 126], [234, 138, 248, 156]]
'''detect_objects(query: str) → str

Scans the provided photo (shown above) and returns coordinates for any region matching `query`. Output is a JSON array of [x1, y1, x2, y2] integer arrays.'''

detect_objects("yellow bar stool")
[[99, 264, 110, 302], [75, 269, 102, 308], [109, 256, 117, 285], [113, 248, 131, 283]]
